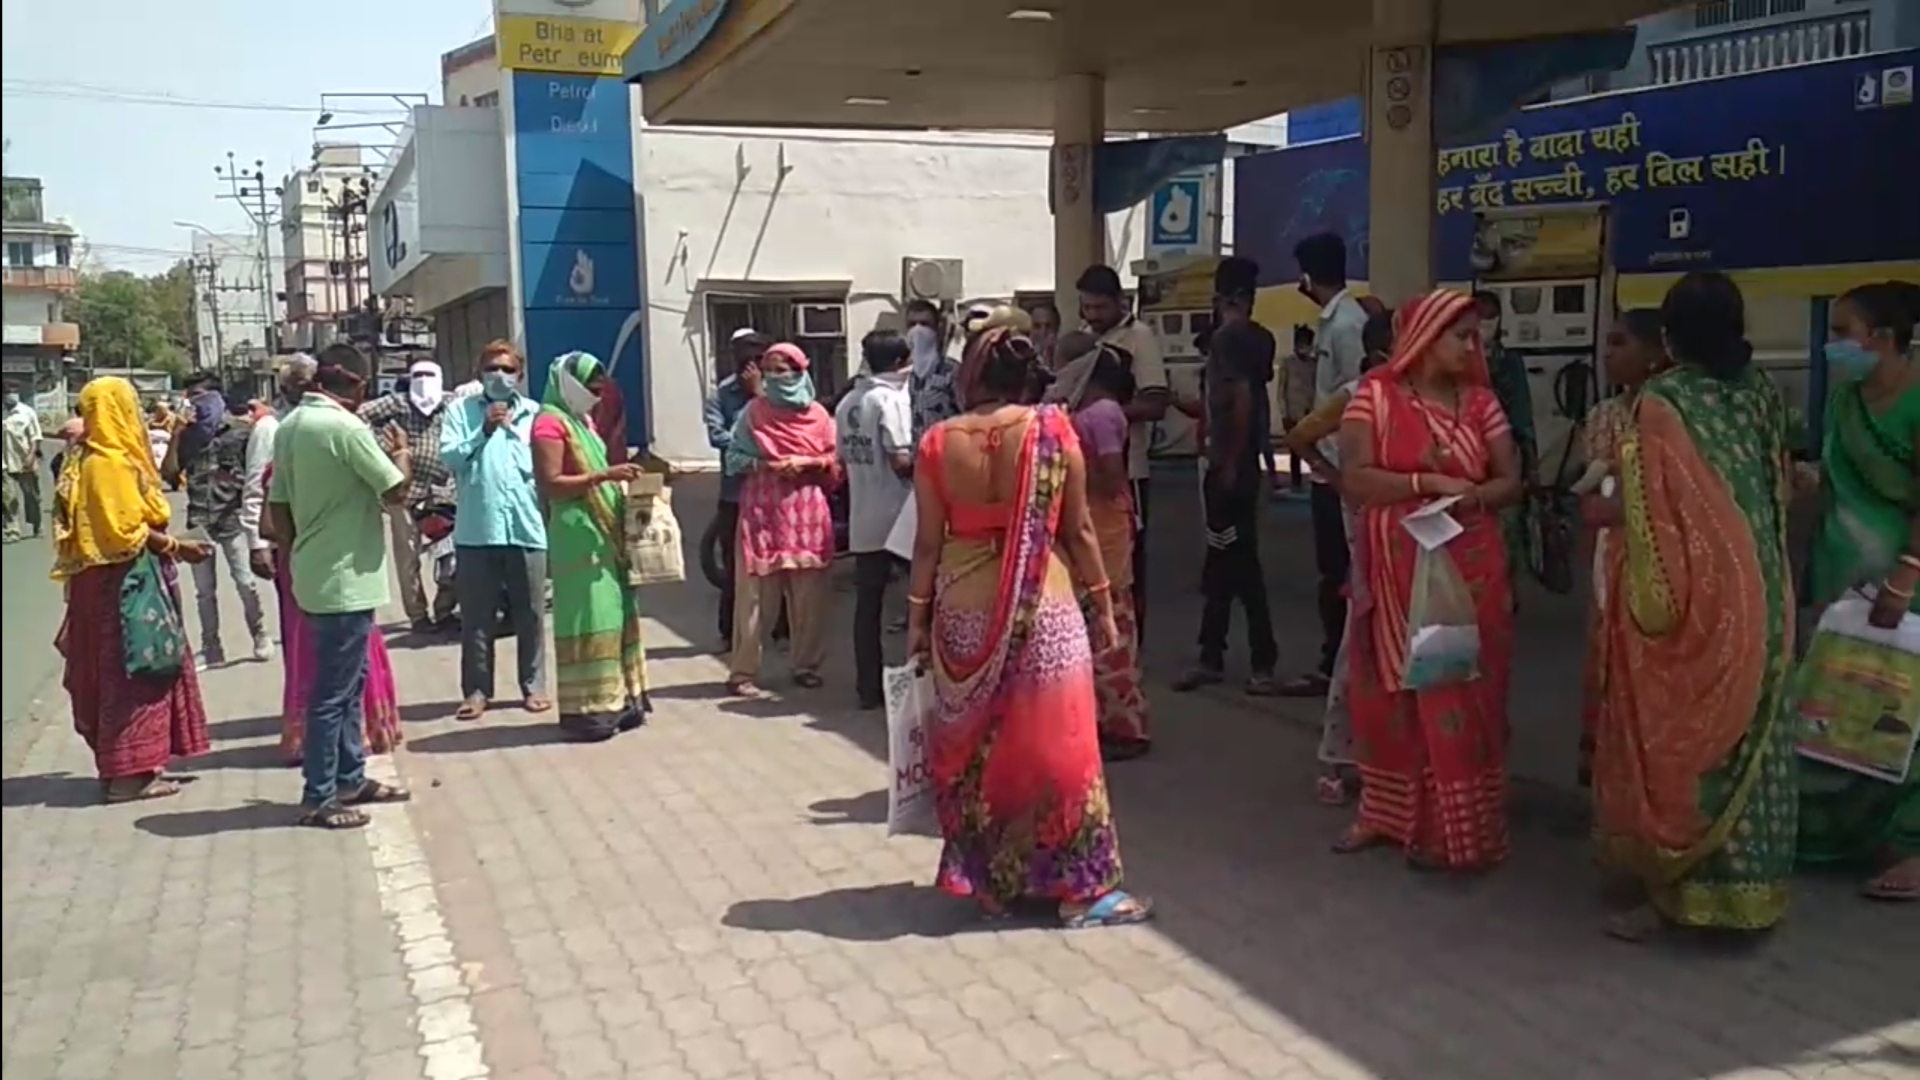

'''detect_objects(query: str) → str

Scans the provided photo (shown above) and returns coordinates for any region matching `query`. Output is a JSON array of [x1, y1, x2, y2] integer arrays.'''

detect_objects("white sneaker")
[[252, 637, 276, 662]]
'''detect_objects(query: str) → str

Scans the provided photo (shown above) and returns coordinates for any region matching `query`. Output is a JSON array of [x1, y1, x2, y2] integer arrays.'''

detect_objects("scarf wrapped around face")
[[728, 342, 837, 472], [540, 351, 622, 529], [53, 377, 172, 580]]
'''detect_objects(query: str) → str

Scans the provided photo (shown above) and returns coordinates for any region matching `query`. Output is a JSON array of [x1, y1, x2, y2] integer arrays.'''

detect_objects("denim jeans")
[[302, 609, 374, 807]]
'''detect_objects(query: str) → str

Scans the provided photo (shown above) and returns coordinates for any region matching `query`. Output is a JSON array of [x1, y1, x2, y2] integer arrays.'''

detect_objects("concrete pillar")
[[1367, 0, 1437, 305], [1052, 72, 1105, 318]]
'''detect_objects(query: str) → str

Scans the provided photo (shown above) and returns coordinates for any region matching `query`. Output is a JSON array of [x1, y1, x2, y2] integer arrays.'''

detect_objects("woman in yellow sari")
[[54, 377, 216, 802], [1590, 273, 1798, 941]]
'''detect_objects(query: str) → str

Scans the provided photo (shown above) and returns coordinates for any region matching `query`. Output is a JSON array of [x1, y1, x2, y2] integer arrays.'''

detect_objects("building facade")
[[278, 144, 376, 350], [189, 231, 275, 372], [1, 176, 80, 401]]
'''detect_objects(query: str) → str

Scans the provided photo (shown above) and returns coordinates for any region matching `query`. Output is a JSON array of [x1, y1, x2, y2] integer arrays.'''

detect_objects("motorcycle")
[[413, 500, 459, 589]]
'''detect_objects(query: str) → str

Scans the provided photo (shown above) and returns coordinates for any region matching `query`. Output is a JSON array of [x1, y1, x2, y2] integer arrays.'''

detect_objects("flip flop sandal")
[[1062, 890, 1153, 930], [1170, 668, 1224, 693], [1244, 674, 1282, 697], [103, 777, 182, 804], [1315, 776, 1353, 806], [344, 780, 411, 806], [1330, 824, 1387, 855], [1861, 869, 1920, 902], [793, 672, 824, 689], [727, 680, 767, 699], [1275, 673, 1331, 698], [455, 697, 488, 721], [298, 804, 370, 830]]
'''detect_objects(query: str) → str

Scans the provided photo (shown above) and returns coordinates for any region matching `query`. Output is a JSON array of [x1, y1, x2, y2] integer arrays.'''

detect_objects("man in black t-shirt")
[[1174, 259, 1279, 695]]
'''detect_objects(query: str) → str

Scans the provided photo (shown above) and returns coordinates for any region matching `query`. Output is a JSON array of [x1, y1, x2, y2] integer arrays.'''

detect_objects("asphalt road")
[[2, 446, 67, 762]]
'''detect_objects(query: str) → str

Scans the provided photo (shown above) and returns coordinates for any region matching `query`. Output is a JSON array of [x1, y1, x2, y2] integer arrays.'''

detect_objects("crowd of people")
[[40, 234, 1917, 937]]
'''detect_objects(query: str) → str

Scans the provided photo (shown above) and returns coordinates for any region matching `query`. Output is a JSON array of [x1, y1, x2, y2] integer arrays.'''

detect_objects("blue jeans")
[[302, 609, 374, 808]]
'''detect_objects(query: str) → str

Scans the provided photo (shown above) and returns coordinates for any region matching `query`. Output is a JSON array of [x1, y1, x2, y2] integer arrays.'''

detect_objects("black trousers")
[[715, 500, 740, 640], [1197, 475, 1277, 672], [1130, 479, 1151, 644], [1308, 481, 1351, 676], [853, 550, 904, 707]]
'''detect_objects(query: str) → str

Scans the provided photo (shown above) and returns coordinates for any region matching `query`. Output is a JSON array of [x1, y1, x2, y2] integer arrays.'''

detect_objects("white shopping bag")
[[884, 662, 938, 836], [884, 490, 918, 562]]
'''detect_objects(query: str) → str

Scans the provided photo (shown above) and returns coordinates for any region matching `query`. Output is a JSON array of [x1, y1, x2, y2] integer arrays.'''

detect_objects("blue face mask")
[[482, 370, 519, 400], [764, 371, 814, 409], [1823, 339, 1879, 380]]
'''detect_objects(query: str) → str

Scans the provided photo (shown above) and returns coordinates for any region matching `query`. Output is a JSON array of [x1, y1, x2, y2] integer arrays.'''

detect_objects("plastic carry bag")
[[884, 662, 938, 836], [884, 490, 917, 562], [1792, 593, 1920, 785], [625, 475, 686, 586], [1402, 546, 1481, 691]]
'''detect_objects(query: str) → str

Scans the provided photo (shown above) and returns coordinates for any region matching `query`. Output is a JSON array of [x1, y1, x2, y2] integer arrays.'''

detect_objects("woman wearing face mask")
[[531, 351, 651, 741], [1796, 280, 1920, 902], [724, 342, 840, 697], [1588, 272, 1798, 941]]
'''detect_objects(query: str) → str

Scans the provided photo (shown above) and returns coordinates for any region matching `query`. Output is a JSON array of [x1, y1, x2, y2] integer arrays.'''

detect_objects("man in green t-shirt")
[[267, 342, 414, 828]]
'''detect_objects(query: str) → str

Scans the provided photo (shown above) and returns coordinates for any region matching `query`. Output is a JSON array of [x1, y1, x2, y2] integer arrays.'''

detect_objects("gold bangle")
[[1411, 473, 1423, 496], [1884, 582, 1915, 601], [907, 594, 932, 606], [1898, 554, 1920, 572], [1086, 580, 1112, 594]]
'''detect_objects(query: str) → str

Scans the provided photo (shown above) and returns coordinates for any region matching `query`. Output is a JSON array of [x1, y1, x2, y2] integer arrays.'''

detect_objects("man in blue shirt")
[[704, 329, 766, 647], [439, 340, 549, 721]]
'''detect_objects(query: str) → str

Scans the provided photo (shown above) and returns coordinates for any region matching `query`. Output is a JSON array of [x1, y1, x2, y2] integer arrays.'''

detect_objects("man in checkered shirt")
[[360, 358, 457, 630]]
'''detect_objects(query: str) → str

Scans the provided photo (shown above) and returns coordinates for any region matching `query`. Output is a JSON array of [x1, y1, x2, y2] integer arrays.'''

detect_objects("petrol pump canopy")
[[629, 0, 1687, 132]]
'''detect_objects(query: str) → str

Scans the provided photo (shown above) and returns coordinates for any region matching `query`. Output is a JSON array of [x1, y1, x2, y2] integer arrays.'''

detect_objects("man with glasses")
[[439, 340, 549, 722]]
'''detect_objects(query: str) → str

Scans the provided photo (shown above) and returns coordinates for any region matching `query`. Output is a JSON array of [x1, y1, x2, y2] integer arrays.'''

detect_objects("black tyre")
[[699, 513, 728, 589]]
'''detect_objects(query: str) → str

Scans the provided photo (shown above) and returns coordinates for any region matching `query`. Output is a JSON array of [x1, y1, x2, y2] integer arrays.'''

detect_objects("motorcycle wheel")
[[699, 514, 728, 589]]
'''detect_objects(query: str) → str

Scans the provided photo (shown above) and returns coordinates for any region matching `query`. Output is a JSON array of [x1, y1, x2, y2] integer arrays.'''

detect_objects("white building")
[[278, 144, 377, 350], [370, 34, 1145, 467], [1, 175, 80, 399]]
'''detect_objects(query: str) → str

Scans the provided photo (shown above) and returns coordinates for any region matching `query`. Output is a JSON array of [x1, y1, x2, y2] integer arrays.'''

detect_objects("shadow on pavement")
[[1, 771, 102, 809], [807, 789, 887, 826], [406, 719, 569, 754], [724, 880, 1000, 941], [132, 799, 288, 838]]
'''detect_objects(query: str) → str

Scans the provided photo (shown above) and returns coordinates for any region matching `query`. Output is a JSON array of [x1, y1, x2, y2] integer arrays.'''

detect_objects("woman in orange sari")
[[1333, 290, 1522, 872], [906, 326, 1151, 927], [1590, 272, 1797, 940]]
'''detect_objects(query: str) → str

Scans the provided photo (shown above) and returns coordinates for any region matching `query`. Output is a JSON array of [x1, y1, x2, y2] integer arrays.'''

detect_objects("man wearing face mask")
[[360, 358, 458, 631], [439, 340, 550, 722]]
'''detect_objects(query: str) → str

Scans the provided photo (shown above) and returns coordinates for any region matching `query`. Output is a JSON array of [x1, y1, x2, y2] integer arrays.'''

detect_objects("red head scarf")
[[1382, 289, 1488, 385], [959, 325, 1039, 409], [745, 342, 836, 459]]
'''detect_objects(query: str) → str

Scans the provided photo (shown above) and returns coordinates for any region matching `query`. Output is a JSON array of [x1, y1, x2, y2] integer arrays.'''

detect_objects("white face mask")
[[408, 370, 445, 413], [558, 372, 600, 418]]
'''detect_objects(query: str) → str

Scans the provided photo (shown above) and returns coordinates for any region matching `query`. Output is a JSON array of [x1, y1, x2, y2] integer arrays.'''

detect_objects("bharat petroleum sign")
[[624, 0, 730, 77]]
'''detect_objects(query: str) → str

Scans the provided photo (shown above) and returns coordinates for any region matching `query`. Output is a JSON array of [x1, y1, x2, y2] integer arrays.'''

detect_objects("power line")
[[0, 80, 406, 116]]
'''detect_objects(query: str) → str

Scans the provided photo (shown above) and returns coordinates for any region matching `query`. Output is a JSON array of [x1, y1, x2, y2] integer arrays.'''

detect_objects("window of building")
[[5, 241, 32, 268], [473, 91, 500, 108], [704, 290, 853, 399], [54, 242, 71, 267]]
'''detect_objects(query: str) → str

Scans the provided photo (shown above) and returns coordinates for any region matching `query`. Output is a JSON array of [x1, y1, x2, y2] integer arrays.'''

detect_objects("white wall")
[[4, 289, 59, 325], [2, 231, 77, 269], [635, 126, 1145, 464]]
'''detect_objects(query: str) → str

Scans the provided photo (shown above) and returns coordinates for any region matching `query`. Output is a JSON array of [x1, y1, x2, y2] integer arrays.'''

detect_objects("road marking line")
[[363, 754, 491, 1080]]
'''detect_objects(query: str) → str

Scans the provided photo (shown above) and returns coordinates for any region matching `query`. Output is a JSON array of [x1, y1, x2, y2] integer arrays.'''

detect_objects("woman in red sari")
[[905, 326, 1151, 927], [1333, 290, 1522, 871], [53, 377, 215, 802]]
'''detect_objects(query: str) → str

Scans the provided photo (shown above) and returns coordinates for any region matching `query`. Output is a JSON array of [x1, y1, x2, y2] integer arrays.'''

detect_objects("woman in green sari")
[[530, 351, 651, 741], [1798, 281, 1920, 901], [1589, 272, 1799, 941]]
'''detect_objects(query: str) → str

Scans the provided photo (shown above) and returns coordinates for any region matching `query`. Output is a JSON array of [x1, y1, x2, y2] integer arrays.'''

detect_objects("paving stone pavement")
[[5, 476, 1919, 1080]]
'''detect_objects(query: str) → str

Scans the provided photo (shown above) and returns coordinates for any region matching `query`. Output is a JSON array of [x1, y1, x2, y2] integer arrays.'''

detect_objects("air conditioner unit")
[[902, 257, 964, 305], [794, 302, 846, 338]]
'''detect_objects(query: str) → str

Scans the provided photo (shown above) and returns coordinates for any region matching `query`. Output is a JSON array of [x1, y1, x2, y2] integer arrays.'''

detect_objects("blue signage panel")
[[521, 237, 642, 312], [623, 0, 730, 79], [509, 70, 647, 446], [1235, 51, 1919, 283], [1148, 176, 1205, 249]]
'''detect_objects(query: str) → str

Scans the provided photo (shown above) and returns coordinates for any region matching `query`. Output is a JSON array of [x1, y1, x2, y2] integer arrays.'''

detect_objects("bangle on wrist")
[[907, 594, 932, 606], [1885, 581, 1915, 601], [1086, 580, 1112, 594], [1898, 553, 1920, 572], [1411, 473, 1423, 496]]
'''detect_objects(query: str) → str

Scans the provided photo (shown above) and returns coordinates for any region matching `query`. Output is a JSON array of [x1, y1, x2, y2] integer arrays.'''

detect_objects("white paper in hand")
[[1401, 495, 1464, 551]]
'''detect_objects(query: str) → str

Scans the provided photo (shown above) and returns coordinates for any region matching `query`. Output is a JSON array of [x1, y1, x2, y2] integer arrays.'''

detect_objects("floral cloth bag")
[[120, 550, 187, 678]]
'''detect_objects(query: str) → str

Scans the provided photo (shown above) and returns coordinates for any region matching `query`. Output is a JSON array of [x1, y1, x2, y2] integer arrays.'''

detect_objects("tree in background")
[[68, 264, 193, 380]]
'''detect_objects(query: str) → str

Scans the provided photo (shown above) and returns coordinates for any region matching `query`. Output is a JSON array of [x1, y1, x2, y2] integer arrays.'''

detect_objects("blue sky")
[[1, 0, 493, 272]]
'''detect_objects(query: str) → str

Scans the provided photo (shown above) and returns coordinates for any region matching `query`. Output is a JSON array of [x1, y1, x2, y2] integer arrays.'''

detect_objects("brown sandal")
[[455, 694, 488, 721], [523, 694, 552, 714], [1862, 858, 1920, 902], [1330, 823, 1387, 855]]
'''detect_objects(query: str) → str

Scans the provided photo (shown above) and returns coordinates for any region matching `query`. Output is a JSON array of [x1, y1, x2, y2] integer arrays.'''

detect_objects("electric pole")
[[213, 152, 282, 358]]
